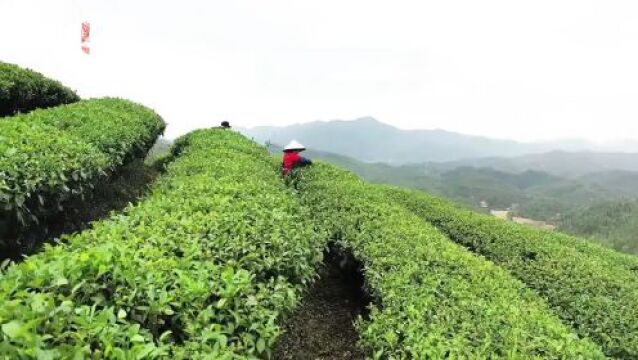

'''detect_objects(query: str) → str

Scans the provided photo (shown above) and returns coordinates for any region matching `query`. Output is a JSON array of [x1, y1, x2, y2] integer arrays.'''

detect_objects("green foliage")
[[0, 62, 80, 117], [0, 130, 325, 358], [308, 150, 638, 253], [2, 159, 162, 261], [301, 149, 618, 220], [0, 98, 165, 240], [388, 187, 638, 358], [560, 200, 638, 255], [561, 200, 636, 236], [297, 163, 603, 359], [579, 170, 638, 197]]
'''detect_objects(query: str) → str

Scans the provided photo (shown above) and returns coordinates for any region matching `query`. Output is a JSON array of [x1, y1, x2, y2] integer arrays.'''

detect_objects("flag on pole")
[[81, 21, 91, 54]]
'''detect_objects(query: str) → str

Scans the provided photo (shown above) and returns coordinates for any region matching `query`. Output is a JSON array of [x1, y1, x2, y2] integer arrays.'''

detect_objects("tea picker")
[[282, 140, 312, 176]]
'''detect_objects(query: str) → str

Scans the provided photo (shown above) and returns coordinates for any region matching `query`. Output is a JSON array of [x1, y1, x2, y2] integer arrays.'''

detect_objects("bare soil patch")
[[274, 246, 370, 360]]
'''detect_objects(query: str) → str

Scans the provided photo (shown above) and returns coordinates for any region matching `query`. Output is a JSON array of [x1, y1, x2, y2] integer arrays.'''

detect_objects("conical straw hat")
[[284, 140, 306, 151]]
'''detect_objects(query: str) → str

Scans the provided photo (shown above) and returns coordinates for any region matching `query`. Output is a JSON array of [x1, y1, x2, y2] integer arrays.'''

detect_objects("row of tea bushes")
[[0, 62, 79, 117], [295, 164, 604, 359], [0, 98, 165, 240], [388, 187, 638, 358], [0, 130, 324, 358]]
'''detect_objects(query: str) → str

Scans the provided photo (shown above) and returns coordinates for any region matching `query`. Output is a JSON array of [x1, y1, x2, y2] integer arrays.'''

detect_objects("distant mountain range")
[[422, 152, 638, 178], [240, 117, 638, 164], [265, 143, 638, 209]]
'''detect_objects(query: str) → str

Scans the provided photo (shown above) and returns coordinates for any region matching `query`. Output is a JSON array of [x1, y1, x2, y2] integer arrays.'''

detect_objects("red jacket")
[[282, 151, 312, 175]]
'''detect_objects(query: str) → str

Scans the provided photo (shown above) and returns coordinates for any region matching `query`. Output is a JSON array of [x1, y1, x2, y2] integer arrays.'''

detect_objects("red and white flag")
[[81, 21, 91, 54]]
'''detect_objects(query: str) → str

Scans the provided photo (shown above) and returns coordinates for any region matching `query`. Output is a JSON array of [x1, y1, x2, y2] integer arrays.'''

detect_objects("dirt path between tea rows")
[[274, 249, 369, 360]]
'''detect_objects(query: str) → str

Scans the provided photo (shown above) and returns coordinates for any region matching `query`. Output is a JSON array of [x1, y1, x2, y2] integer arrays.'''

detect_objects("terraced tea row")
[[0, 130, 324, 358], [296, 164, 604, 359], [0, 98, 165, 243], [388, 187, 638, 358], [0, 62, 79, 117], [3, 127, 631, 358]]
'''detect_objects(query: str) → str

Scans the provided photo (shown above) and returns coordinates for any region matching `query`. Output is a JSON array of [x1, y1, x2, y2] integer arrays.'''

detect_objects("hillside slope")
[[4, 129, 638, 357], [297, 163, 603, 358], [0, 129, 324, 358], [388, 186, 638, 357], [0, 99, 165, 253], [272, 146, 638, 254], [561, 200, 638, 254]]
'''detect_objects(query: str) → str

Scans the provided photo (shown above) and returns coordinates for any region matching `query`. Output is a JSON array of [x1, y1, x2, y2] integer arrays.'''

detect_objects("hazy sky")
[[2, 0, 638, 141]]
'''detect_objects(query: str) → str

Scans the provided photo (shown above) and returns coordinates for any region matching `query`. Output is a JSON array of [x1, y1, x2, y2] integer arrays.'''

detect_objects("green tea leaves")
[[0, 98, 165, 250], [0, 130, 322, 358], [0, 61, 80, 118], [1, 321, 23, 339], [117, 309, 127, 320], [297, 163, 605, 358], [390, 186, 638, 357]]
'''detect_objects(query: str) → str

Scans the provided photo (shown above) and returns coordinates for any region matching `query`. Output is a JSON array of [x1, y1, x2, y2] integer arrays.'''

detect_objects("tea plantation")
[[1, 64, 638, 359], [0, 62, 79, 117], [387, 187, 638, 358], [0, 99, 165, 250], [296, 164, 604, 358]]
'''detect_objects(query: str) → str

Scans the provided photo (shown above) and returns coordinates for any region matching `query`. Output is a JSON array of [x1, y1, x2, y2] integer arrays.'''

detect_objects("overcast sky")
[[2, 0, 638, 142]]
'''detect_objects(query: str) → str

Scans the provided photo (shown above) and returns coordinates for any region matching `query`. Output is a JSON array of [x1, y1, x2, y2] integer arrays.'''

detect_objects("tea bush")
[[0, 62, 79, 117], [0, 129, 324, 359], [0, 98, 165, 239], [296, 164, 604, 359], [388, 187, 638, 358]]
